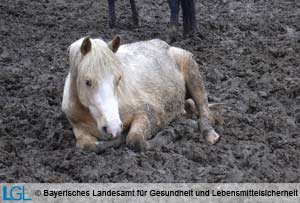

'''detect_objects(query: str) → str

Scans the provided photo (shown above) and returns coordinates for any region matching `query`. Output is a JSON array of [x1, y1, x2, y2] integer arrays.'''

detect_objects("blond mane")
[[68, 37, 122, 80]]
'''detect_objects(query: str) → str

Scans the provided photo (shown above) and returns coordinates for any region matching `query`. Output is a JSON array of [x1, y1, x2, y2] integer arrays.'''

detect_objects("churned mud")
[[0, 0, 299, 182]]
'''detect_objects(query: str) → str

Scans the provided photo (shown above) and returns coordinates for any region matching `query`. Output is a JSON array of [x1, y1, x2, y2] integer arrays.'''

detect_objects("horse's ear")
[[80, 37, 92, 55], [108, 35, 121, 53]]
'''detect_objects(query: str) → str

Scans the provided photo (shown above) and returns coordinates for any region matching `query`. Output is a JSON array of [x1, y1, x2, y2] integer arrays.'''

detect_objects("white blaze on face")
[[89, 75, 122, 138]]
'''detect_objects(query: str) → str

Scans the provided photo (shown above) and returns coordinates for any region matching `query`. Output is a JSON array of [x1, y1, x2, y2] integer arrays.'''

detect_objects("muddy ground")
[[0, 0, 300, 182]]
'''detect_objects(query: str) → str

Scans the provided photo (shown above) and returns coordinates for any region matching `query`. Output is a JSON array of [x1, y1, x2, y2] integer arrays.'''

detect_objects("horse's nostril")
[[102, 126, 108, 133], [120, 123, 123, 129]]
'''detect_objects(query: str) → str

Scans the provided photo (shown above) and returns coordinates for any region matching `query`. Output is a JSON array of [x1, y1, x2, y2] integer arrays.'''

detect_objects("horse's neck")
[[117, 73, 147, 110], [117, 76, 135, 106]]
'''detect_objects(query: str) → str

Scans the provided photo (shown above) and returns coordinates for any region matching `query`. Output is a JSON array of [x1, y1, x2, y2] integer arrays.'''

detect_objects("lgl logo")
[[1, 185, 32, 201]]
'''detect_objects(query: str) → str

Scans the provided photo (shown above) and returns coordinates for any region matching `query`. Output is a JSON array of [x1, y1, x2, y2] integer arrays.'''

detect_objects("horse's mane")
[[68, 37, 122, 79]]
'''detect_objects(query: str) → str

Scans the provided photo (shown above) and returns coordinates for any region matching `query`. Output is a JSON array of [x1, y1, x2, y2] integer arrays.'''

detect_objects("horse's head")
[[70, 36, 123, 139]]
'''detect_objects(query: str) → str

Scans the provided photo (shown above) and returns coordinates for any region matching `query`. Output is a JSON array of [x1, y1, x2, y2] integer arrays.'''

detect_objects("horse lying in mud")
[[107, 0, 197, 38], [62, 36, 221, 152]]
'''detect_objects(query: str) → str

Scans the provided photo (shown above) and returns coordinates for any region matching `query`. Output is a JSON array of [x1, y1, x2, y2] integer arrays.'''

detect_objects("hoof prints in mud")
[[0, 0, 299, 182]]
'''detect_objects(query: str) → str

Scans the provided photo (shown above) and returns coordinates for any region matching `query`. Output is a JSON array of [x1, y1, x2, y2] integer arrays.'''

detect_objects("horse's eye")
[[85, 80, 92, 87]]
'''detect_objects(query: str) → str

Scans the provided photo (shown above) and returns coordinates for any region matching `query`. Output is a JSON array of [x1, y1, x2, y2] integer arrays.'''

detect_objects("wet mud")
[[0, 0, 299, 182]]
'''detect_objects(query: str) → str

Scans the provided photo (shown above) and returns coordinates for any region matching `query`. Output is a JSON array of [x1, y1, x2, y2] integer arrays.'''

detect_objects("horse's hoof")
[[95, 135, 126, 154], [95, 141, 109, 154], [76, 140, 97, 152], [205, 129, 220, 145], [126, 136, 148, 152]]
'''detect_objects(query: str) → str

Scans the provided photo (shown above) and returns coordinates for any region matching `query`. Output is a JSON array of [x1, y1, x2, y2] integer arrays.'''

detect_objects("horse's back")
[[117, 39, 183, 77], [117, 39, 185, 90], [117, 39, 187, 122], [117, 39, 170, 66], [119, 39, 169, 52]]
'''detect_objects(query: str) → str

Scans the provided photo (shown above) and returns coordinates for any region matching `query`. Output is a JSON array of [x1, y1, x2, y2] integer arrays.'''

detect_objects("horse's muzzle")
[[102, 120, 123, 139]]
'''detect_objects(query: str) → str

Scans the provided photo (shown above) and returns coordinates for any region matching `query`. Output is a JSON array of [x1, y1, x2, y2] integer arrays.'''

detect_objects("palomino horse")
[[62, 36, 221, 151], [107, 0, 197, 38]]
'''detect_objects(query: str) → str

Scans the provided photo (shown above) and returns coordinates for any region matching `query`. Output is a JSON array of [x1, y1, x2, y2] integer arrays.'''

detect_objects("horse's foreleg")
[[107, 0, 116, 28], [73, 127, 98, 151], [126, 113, 153, 151], [181, 0, 197, 36], [129, 0, 139, 26], [95, 134, 126, 154], [183, 57, 222, 144], [168, 0, 180, 41]]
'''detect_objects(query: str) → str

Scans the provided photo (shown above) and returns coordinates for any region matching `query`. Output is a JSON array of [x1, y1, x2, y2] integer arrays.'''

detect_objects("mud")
[[0, 0, 299, 182]]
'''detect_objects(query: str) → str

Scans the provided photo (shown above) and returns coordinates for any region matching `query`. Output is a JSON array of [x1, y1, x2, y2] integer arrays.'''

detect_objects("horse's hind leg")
[[129, 0, 139, 26], [183, 57, 221, 144], [185, 98, 198, 116], [107, 0, 116, 28]]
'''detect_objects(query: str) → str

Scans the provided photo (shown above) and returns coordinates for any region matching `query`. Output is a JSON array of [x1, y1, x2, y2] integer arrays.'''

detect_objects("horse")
[[62, 36, 221, 152], [107, 0, 197, 39]]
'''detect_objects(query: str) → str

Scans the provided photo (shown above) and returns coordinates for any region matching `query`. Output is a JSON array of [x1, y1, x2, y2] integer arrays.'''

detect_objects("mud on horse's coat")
[[62, 36, 221, 151]]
